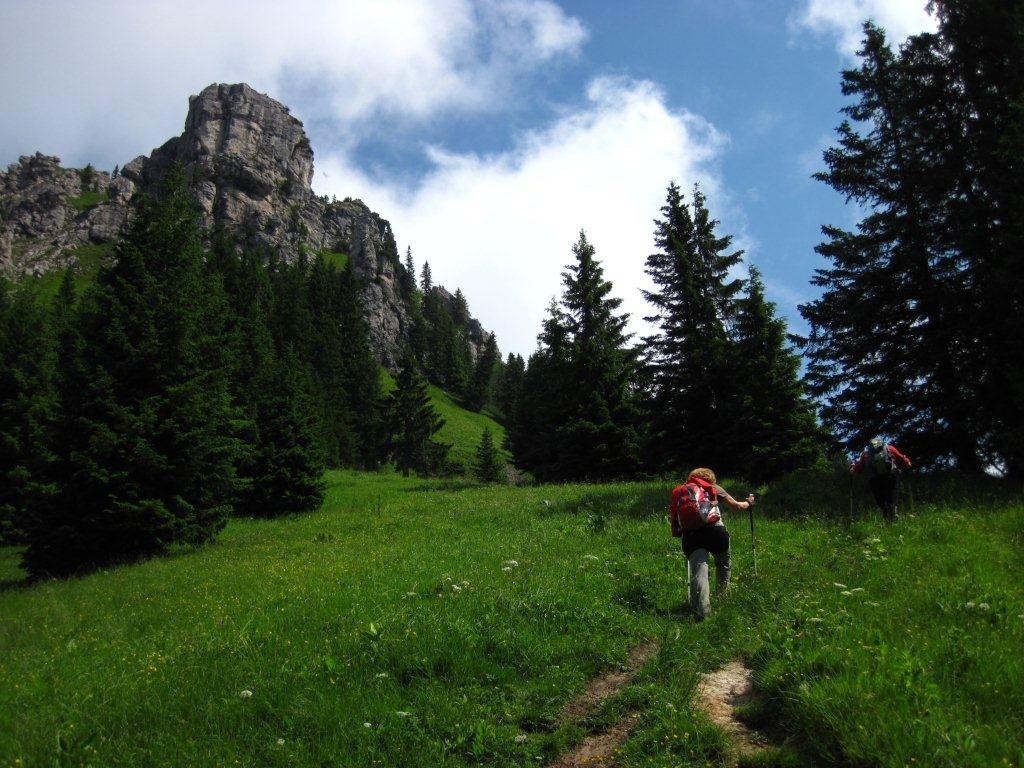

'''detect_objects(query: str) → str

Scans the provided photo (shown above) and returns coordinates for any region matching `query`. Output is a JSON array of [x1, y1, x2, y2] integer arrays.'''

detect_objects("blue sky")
[[0, 0, 935, 359]]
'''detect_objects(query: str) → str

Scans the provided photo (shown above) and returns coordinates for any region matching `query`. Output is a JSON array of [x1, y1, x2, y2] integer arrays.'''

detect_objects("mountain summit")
[[0, 83, 486, 367]]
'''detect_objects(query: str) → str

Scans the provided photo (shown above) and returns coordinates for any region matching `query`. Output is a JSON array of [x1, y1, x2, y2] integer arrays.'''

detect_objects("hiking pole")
[[747, 495, 757, 575]]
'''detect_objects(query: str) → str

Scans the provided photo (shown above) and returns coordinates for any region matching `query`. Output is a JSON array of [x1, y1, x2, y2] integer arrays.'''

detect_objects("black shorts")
[[682, 525, 730, 557]]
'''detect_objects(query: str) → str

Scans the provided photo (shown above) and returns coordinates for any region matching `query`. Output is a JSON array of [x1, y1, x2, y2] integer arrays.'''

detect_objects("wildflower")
[[239, 690, 253, 699], [364, 722, 372, 728], [514, 735, 528, 744], [276, 738, 285, 746], [375, 672, 388, 679], [841, 591, 852, 596], [850, 587, 865, 593], [979, 603, 990, 611], [584, 554, 599, 561], [405, 592, 416, 597], [965, 602, 976, 609], [502, 567, 513, 573], [396, 711, 411, 717], [451, 584, 462, 593], [833, 582, 847, 589], [504, 559, 519, 568], [808, 617, 824, 623]]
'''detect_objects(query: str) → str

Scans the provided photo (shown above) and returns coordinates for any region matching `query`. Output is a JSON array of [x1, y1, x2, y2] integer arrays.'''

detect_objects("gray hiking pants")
[[685, 543, 730, 620]]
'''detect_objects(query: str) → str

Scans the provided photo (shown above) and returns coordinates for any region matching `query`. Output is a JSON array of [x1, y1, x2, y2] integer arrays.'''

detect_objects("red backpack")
[[669, 478, 720, 536]]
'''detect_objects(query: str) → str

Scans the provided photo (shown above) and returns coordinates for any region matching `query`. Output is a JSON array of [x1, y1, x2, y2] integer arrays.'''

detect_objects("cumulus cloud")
[[315, 77, 729, 358], [792, 0, 937, 57], [0, 0, 585, 168]]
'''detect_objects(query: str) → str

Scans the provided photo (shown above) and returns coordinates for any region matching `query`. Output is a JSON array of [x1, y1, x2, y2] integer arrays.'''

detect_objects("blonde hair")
[[687, 467, 717, 485]]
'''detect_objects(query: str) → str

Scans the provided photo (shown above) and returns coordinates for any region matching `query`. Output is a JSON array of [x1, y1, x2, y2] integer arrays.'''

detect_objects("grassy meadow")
[[1, 471, 1022, 767]]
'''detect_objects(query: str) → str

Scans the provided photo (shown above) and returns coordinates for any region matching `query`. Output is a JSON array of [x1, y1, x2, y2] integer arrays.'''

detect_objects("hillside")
[[0, 83, 492, 369], [2, 472, 1021, 767]]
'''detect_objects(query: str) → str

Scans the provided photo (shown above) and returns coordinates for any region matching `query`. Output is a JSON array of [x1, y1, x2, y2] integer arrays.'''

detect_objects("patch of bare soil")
[[695, 659, 768, 758], [547, 641, 660, 768]]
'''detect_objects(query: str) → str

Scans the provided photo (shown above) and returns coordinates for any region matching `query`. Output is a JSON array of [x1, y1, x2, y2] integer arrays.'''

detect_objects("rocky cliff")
[[0, 83, 485, 368]]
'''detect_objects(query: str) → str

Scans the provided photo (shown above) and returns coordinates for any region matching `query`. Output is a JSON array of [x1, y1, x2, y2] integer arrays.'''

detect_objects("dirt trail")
[[695, 659, 768, 759], [547, 640, 660, 768]]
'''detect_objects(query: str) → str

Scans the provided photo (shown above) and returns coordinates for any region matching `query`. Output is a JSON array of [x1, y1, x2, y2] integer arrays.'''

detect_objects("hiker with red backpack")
[[850, 437, 912, 522], [669, 467, 755, 621]]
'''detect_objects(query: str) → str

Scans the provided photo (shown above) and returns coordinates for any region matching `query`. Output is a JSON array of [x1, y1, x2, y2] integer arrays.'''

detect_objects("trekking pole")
[[747, 495, 757, 575]]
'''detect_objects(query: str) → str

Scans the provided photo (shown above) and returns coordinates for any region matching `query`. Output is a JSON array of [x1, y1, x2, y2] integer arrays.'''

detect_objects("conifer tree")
[[473, 426, 505, 483], [510, 234, 638, 480], [641, 182, 738, 475], [730, 266, 822, 481], [386, 354, 448, 476], [799, 14, 1024, 472], [466, 332, 499, 412], [495, 353, 526, 422], [0, 280, 55, 543], [420, 261, 433, 294], [22, 165, 241, 576]]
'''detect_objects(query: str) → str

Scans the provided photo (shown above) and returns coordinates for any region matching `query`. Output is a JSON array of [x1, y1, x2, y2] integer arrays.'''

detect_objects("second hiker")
[[669, 467, 754, 621], [850, 437, 912, 522]]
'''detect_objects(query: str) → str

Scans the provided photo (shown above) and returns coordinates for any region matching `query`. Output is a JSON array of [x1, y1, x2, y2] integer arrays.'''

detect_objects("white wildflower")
[[850, 587, 865, 593], [584, 554, 599, 561], [396, 711, 411, 717], [451, 584, 462, 593], [868, 601, 880, 607], [239, 689, 253, 699], [461, 580, 470, 587], [501, 566, 513, 573], [375, 672, 388, 679], [364, 722, 372, 728], [979, 603, 990, 611], [808, 617, 824, 623], [406, 591, 416, 597], [841, 590, 852, 596], [965, 602, 976, 609], [503, 559, 519, 568], [514, 734, 528, 744], [276, 738, 285, 746], [833, 582, 847, 589]]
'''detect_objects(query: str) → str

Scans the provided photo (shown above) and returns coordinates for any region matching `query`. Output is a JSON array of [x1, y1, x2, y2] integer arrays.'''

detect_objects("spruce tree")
[[730, 266, 822, 481], [420, 261, 433, 294], [641, 182, 737, 475], [510, 234, 638, 481], [799, 17, 1021, 471], [386, 354, 448, 476], [0, 280, 55, 543], [473, 426, 505, 483], [22, 165, 241, 576], [495, 353, 526, 422], [466, 332, 499, 412]]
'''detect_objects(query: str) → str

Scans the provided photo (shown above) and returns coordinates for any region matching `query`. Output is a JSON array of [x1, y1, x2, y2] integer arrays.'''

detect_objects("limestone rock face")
[[0, 153, 122, 275], [0, 83, 466, 368]]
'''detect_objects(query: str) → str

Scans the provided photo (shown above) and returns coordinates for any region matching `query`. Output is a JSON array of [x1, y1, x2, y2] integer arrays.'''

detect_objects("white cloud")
[[0, 0, 585, 169], [315, 77, 729, 358], [792, 0, 937, 57]]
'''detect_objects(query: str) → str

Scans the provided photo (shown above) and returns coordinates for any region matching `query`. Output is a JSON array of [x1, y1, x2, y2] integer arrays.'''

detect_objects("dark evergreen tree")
[[466, 332, 499, 412], [420, 261, 433, 294], [0, 280, 55, 543], [641, 182, 737, 475], [22, 165, 241, 577], [510, 233, 639, 480], [507, 300, 572, 480], [730, 266, 822, 481], [495, 352, 526, 422], [452, 289, 470, 327], [386, 354, 449, 476], [422, 289, 470, 394], [799, 13, 1024, 473], [473, 426, 505, 483], [400, 246, 417, 300]]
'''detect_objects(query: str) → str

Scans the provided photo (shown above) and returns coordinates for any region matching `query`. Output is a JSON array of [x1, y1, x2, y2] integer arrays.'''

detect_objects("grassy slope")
[[1, 475, 1021, 767]]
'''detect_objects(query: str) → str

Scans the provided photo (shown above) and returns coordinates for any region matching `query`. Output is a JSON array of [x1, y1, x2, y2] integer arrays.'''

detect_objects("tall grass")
[[1, 471, 1021, 767]]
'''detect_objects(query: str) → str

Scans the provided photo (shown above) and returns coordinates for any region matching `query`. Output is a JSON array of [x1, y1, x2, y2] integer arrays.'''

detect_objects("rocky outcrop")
[[0, 83, 477, 368]]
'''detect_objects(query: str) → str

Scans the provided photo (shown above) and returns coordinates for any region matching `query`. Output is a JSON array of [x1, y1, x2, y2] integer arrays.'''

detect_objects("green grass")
[[428, 385, 508, 471], [1, 474, 1021, 767], [318, 251, 349, 270], [18, 243, 112, 305], [66, 190, 109, 211]]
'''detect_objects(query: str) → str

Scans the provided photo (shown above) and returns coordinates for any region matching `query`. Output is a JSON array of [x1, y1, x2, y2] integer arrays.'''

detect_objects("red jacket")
[[851, 443, 912, 473]]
